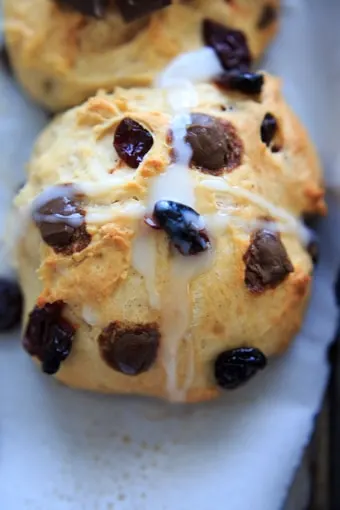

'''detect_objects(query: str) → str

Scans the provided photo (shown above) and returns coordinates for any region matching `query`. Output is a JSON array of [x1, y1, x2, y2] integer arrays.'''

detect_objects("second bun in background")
[[4, 0, 279, 111]]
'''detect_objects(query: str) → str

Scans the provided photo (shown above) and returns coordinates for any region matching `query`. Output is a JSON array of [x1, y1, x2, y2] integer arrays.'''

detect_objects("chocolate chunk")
[[217, 71, 264, 95], [243, 229, 294, 293], [98, 322, 160, 375], [35, 197, 79, 247], [32, 186, 91, 255], [116, 0, 171, 22], [0, 45, 12, 75], [184, 113, 243, 173], [260, 113, 278, 147], [203, 19, 252, 73], [145, 200, 211, 256], [0, 279, 23, 331], [114, 118, 154, 169], [214, 347, 267, 389], [23, 301, 75, 375], [257, 4, 278, 30], [54, 0, 108, 17]]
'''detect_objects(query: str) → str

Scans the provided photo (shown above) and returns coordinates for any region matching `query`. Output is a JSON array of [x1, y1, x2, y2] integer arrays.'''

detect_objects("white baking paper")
[[0, 1, 339, 509]]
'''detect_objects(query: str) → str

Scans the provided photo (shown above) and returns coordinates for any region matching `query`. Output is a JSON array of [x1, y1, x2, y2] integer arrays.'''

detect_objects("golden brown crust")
[[4, 0, 280, 110], [16, 77, 323, 402]]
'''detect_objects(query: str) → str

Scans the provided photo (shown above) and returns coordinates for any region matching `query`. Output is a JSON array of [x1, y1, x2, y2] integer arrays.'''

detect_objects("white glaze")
[[161, 249, 212, 401], [31, 184, 78, 210], [155, 47, 222, 88], [148, 115, 195, 211], [31, 184, 84, 227], [146, 109, 200, 398], [132, 228, 160, 310], [201, 178, 311, 245], [86, 202, 145, 224], [204, 212, 230, 236], [33, 211, 83, 227], [132, 58, 222, 400], [77, 174, 133, 198], [82, 305, 99, 326], [126, 115, 195, 312]]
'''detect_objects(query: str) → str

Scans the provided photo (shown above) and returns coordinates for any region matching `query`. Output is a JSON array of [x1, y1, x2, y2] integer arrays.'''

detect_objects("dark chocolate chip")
[[35, 197, 79, 247], [243, 229, 294, 293], [32, 186, 91, 255], [214, 347, 267, 389], [145, 200, 210, 256], [54, 0, 108, 17], [217, 71, 264, 95], [23, 301, 75, 375], [184, 113, 243, 173], [98, 322, 160, 375], [0, 279, 23, 331], [260, 113, 278, 147], [203, 19, 252, 74], [116, 0, 171, 22], [257, 4, 278, 30], [114, 118, 153, 169], [0, 45, 12, 75]]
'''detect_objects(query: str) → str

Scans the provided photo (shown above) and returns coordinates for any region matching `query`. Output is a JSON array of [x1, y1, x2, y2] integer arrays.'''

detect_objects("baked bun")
[[15, 76, 325, 402], [4, 0, 279, 110]]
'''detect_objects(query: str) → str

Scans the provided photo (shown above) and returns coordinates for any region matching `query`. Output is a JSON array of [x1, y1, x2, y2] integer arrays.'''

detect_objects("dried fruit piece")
[[257, 4, 278, 30], [32, 186, 91, 255], [145, 200, 211, 256], [114, 118, 153, 169], [260, 113, 278, 147], [203, 19, 252, 73], [184, 113, 243, 173], [98, 322, 160, 375], [243, 229, 294, 293], [215, 347, 267, 389], [203, 20, 264, 95], [116, 0, 171, 22], [54, 0, 108, 17], [217, 72, 264, 95], [0, 279, 23, 331], [23, 301, 75, 375]]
